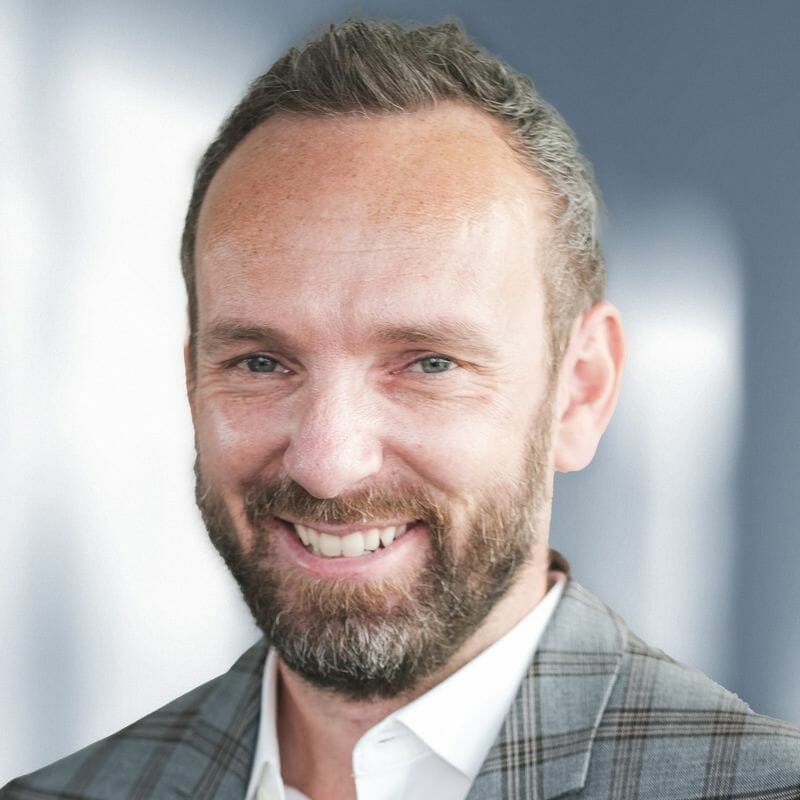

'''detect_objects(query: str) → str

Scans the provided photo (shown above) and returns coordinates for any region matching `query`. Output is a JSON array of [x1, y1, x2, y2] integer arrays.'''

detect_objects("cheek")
[[396, 404, 535, 495], [194, 398, 287, 485]]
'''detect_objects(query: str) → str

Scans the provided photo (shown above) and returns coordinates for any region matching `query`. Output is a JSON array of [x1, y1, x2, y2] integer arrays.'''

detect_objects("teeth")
[[379, 526, 396, 547], [364, 528, 380, 551], [296, 524, 311, 546], [294, 523, 411, 558], [341, 532, 366, 557], [319, 533, 342, 557]]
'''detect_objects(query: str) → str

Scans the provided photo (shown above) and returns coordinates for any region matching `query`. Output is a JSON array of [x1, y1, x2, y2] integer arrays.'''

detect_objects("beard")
[[196, 397, 553, 701]]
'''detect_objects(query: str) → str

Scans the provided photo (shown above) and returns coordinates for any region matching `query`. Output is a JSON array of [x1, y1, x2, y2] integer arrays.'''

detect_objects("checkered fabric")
[[4, 579, 799, 799], [466, 581, 800, 798]]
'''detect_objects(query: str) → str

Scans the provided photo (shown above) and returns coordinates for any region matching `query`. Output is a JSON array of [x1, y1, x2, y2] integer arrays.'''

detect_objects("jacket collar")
[[467, 579, 625, 800], [169, 638, 267, 799], [163, 571, 623, 799]]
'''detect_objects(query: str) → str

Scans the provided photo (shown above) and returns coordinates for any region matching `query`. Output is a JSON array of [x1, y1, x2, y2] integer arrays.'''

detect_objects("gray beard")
[[195, 404, 551, 700]]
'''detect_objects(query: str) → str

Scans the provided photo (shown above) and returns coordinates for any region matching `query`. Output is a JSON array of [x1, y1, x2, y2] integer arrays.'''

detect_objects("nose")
[[282, 378, 384, 499]]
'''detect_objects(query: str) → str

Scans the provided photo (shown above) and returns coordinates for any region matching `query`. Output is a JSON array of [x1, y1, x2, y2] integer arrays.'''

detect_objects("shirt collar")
[[391, 575, 565, 779], [246, 648, 283, 800], [245, 574, 566, 798]]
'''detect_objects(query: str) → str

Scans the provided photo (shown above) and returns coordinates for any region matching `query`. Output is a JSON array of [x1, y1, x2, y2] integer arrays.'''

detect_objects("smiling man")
[[192, 105, 568, 714], [4, 18, 800, 800]]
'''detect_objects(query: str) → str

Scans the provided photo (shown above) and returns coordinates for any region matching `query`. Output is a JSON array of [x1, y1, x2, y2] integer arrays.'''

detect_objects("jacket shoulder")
[[591, 622, 800, 794], [0, 641, 266, 800]]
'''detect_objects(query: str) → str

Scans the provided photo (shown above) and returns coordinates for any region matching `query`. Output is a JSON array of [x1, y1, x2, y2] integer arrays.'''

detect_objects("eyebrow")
[[201, 322, 294, 352], [200, 319, 499, 359], [372, 320, 498, 358]]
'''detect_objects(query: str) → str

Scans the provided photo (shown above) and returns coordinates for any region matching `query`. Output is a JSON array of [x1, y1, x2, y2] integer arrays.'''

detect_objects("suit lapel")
[[468, 581, 625, 800], [166, 639, 267, 800], [150, 581, 625, 799]]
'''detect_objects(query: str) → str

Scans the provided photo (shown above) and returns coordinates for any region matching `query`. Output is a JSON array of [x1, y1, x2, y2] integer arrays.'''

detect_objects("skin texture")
[[187, 103, 625, 799]]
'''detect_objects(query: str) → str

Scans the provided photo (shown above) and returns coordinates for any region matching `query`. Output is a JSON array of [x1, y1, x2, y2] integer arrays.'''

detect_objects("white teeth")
[[296, 524, 311, 546], [293, 522, 412, 558], [363, 528, 380, 551], [379, 526, 396, 547], [319, 533, 342, 557], [341, 532, 366, 558]]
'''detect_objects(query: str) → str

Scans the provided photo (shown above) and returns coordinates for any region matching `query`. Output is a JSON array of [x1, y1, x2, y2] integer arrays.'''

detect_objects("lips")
[[292, 523, 409, 558]]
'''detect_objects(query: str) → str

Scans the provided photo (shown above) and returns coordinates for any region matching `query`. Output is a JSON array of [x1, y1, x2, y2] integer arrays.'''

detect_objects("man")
[[4, 18, 799, 800]]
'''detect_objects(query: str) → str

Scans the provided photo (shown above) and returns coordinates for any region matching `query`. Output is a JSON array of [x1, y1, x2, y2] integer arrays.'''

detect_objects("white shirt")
[[246, 576, 565, 800]]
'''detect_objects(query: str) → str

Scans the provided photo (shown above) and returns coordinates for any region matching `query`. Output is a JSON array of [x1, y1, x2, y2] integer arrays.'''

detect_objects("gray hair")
[[181, 18, 605, 363]]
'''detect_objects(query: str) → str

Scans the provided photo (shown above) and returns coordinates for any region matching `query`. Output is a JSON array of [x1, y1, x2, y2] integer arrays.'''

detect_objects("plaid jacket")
[[4, 579, 799, 799]]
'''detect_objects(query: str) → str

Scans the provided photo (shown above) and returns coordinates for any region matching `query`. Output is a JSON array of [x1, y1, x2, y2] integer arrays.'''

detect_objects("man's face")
[[189, 104, 558, 698]]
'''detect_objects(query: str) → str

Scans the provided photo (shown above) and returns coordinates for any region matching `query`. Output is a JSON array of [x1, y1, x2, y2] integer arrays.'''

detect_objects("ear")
[[552, 301, 625, 472]]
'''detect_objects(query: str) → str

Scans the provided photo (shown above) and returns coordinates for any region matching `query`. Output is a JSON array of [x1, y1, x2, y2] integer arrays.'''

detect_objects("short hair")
[[181, 18, 605, 364]]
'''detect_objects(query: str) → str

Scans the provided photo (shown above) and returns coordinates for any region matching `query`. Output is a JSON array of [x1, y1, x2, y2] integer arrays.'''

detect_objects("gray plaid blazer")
[[4, 579, 799, 799]]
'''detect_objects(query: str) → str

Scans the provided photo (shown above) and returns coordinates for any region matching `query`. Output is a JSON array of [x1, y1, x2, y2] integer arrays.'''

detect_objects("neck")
[[276, 552, 551, 799]]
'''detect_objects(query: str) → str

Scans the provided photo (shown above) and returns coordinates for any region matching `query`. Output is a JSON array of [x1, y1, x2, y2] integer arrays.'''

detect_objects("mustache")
[[243, 477, 451, 530]]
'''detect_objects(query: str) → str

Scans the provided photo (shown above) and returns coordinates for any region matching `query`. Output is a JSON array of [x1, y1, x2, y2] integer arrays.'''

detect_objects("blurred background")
[[2, 0, 799, 783]]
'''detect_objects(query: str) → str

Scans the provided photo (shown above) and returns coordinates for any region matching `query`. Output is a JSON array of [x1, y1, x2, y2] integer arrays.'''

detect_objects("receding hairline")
[[195, 100, 561, 258], [181, 17, 606, 370]]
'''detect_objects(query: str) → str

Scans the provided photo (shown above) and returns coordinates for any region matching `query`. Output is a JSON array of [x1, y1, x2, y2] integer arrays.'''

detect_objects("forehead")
[[201, 104, 547, 224], [194, 104, 554, 339]]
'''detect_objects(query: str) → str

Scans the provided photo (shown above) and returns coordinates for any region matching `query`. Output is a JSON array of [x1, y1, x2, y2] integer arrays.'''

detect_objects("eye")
[[408, 355, 456, 374], [240, 354, 289, 374]]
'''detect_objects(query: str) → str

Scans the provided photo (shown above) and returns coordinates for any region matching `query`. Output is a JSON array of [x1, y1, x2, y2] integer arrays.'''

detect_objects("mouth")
[[291, 522, 410, 558]]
